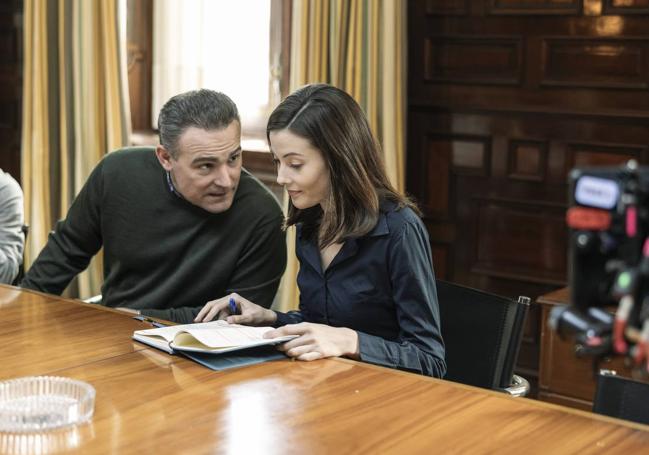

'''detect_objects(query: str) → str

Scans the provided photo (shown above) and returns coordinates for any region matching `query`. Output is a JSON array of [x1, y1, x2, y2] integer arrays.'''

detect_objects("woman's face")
[[269, 129, 330, 210]]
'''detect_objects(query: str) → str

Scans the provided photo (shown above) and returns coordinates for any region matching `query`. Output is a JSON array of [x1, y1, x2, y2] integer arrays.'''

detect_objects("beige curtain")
[[275, 0, 407, 312], [22, 0, 131, 298]]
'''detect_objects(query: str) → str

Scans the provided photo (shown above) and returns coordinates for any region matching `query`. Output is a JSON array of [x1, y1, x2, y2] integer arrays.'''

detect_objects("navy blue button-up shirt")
[[275, 201, 446, 377]]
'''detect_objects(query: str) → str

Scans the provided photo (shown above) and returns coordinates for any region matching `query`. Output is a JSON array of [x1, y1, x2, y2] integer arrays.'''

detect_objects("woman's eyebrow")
[[281, 152, 302, 159]]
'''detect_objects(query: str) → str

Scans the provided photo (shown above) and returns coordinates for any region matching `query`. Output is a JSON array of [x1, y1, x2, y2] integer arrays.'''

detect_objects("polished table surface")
[[1, 286, 649, 454]]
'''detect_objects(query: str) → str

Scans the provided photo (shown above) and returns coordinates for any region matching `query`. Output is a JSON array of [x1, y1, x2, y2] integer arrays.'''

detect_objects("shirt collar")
[[367, 199, 398, 237], [295, 202, 393, 274], [166, 171, 185, 200], [367, 211, 389, 237], [296, 203, 392, 243]]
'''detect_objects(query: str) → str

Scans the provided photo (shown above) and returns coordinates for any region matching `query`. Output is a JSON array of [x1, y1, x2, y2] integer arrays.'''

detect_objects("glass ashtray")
[[0, 376, 95, 433]]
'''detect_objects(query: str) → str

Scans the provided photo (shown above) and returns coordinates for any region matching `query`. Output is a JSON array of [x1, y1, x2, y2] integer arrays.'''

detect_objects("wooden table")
[[2, 286, 649, 454], [537, 287, 633, 410]]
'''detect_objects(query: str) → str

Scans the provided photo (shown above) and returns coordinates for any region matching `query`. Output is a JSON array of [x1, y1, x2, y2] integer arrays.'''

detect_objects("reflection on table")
[[1, 285, 649, 454]]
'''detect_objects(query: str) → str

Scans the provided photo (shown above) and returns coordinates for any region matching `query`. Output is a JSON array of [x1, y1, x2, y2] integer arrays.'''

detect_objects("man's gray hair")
[[158, 89, 240, 157]]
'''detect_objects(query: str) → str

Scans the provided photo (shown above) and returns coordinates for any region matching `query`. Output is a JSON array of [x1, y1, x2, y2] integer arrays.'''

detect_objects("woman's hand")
[[264, 323, 360, 361], [194, 293, 277, 326]]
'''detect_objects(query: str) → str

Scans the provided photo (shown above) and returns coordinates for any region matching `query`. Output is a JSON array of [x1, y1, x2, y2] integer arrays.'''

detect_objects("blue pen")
[[133, 315, 167, 328], [228, 297, 238, 315]]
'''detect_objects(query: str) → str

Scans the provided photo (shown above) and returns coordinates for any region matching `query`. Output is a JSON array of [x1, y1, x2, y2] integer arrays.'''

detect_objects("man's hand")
[[264, 323, 360, 361], [195, 293, 277, 326]]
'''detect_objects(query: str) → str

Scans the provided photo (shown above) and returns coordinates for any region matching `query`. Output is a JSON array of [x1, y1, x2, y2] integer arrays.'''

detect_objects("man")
[[22, 89, 286, 323], [0, 169, 24, 284]]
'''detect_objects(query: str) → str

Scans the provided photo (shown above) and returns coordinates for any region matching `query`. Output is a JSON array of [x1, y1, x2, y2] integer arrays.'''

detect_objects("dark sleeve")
[[21, 162, 104, 294], [0, 175, 24, 284], [357, 220, 446, 378], [141, 307, 197, 324], [227, 212, 287, 308], [273, 310, 305, 327], [144, 213, 287, 323]]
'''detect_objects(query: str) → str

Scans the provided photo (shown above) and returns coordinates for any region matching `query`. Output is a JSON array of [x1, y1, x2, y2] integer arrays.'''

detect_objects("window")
[[127, 0, 288, 142]]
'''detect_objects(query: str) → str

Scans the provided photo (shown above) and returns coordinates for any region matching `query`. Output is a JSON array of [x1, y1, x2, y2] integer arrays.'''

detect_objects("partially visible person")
[[0, 169, 24, 284], [22, 89, 286, 323], [196, 84, 445, 377]]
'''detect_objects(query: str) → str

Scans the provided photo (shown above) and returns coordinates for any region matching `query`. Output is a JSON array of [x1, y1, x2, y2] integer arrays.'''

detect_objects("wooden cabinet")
[[537, 287, 632, 410]]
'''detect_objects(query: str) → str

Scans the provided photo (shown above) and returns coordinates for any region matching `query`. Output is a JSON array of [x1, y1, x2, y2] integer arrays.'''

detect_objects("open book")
[[133, 320, 296, 355]]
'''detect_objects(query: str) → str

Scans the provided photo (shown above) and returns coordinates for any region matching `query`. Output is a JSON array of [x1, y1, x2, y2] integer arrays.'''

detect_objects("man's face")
[[156, 122, 242, 214]]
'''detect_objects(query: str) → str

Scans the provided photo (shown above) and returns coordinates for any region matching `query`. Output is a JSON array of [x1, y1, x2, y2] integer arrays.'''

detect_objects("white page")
[[179, 323, 294, 348], [134, 320, 295, 353], [133, 320, 230, 342]]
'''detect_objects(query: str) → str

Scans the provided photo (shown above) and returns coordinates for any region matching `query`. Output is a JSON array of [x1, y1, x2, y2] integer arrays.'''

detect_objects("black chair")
[[436, 280, 530, 396], [11, 224, 29, 286], [593, 369, 649, 425]]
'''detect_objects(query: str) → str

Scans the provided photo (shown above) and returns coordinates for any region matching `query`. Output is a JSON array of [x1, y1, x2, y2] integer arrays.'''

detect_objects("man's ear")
[[155, 145, 174, 171]]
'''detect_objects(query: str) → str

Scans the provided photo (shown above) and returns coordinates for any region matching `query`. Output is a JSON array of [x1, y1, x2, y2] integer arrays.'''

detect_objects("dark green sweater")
[[22, 147, 286, 323]]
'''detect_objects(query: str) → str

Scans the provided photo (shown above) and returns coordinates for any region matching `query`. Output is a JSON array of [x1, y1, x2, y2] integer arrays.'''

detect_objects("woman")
[[196, 84, 445, 377]]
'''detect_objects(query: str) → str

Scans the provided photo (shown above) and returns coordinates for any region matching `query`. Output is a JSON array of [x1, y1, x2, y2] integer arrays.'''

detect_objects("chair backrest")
[[593, 370, 649, 425], [11, 224, 28, 286], [436, 280, 530, 390]]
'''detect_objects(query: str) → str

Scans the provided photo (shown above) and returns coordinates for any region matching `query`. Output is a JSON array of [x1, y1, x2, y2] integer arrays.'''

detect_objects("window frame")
[[126, 0, 291, 147]]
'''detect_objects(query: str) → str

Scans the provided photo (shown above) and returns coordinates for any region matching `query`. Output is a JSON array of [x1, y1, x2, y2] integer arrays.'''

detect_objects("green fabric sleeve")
[[21, 161, 104, 294], [225, 214, 286, 308]]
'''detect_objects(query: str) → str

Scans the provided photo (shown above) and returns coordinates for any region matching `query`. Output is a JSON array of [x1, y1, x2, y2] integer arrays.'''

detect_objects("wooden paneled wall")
[[407, 0, 649, 393], [0, 0, 22, 182]]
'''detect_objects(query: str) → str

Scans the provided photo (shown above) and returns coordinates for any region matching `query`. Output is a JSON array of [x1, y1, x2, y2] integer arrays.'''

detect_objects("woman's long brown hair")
[[267, 83, 418, 247]]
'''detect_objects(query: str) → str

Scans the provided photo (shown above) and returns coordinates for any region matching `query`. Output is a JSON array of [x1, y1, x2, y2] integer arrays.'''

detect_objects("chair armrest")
[[83, 295, 102, 304], [499, 374, 530, 397]]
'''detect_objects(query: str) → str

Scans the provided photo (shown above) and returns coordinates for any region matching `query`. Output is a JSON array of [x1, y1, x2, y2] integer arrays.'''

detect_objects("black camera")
[[550, 161, 649, 369]]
